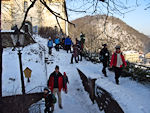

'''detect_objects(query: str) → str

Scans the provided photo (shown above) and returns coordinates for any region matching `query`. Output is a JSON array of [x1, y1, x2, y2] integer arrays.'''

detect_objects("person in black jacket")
[[99, 44, 110, 77], [44, 87, 56, 113]]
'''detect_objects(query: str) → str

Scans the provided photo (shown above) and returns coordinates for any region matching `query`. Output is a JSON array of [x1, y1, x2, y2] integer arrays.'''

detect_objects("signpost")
[[24, 67, 32, 82]]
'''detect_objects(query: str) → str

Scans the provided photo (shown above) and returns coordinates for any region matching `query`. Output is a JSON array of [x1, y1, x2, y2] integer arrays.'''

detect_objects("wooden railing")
[[77, 68, 124, 113]]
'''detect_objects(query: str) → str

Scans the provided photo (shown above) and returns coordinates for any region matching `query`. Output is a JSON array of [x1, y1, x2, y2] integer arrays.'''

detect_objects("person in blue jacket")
[[47, 37, 53, 55], [65, 36, 72, 53], [55, 36, 60, 51]]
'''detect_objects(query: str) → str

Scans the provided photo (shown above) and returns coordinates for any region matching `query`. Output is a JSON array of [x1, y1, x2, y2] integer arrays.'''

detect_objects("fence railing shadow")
[[77, 68, 124, 113]]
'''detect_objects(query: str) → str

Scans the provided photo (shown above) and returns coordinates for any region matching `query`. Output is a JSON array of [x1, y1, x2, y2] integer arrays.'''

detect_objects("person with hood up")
[[43, 87, 56, 113]]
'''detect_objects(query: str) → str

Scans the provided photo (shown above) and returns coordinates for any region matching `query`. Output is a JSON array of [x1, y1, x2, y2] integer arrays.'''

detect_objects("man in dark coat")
[[100, 44, 110, 77], [47, 65, 63, 109]]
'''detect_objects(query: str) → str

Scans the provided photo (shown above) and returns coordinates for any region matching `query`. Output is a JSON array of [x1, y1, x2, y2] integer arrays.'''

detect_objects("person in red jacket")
[[47, 65, 63, 109], [110, 45, 127, 85]]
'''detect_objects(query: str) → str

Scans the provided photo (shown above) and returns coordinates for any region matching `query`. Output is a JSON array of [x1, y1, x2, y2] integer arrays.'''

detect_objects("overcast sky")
[[66, 0, 150, 36]]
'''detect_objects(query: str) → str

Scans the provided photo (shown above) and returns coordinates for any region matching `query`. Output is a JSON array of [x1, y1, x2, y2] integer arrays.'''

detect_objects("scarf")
[[116, 53, 123, 67]]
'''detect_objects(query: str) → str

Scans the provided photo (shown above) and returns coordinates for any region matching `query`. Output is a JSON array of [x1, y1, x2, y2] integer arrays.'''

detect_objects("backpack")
[[52, 93, 57, 104]]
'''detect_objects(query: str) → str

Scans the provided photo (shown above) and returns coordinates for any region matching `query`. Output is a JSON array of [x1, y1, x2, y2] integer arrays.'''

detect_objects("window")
[[24, 1, 28, 12]]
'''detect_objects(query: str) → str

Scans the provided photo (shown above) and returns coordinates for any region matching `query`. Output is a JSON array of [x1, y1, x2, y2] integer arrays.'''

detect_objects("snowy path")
[[2, 35, 150, 113], [44, 49, 101, 113], [2, 35, 101, 113]]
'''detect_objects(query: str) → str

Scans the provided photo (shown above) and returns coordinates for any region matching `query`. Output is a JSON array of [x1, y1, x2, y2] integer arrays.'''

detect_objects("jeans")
[[114, 67, 122, 84]]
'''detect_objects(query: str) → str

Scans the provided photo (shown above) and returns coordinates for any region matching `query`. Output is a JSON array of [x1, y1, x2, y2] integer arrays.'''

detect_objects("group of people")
[[44, 44, 126, 113], [47, 36, 60, 55], [47, 33, 86, 65], [44, 65, 69, 113], [47, 36, 74, 55], [99, 44, 127, 85]]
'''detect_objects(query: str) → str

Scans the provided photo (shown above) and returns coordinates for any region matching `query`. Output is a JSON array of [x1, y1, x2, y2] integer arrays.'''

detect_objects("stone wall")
[[1, 0, 68, 34]]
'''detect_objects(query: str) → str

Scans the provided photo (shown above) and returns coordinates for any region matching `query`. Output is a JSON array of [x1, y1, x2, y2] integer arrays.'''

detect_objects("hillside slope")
[[69, 15, 150, 53]]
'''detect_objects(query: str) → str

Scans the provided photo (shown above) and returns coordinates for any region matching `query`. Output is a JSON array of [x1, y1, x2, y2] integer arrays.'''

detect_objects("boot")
[[104, 73, 107, 77], [116, 79, 119, 85], [51, 105, 54, 113], [102, 69, 107, 77], [59, 105, 63, 109]]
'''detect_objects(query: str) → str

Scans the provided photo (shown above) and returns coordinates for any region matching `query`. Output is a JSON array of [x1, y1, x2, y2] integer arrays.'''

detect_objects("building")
[[1, 0, 68, 35], [123, 51, 140, 63], [145, 52, 150, 59], [144, 52, 150, 66]]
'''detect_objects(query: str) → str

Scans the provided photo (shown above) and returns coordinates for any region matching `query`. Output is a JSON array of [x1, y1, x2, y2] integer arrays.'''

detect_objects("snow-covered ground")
[[77, 63, 150, 113], [2, 35, 101, 113], [2, 35, 150, 113]]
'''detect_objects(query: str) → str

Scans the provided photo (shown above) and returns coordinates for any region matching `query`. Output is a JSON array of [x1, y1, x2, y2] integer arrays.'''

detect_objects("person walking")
[[99, 44, 110, 77], [80, 32, 85, 51], [63, 72, 69, 94], [71, 43, 79, 64], [47, 65, 63, 109], [75, 38, 82, 61], [61, 37, 66, 50], [110, 45, 127, 85], [43, 87, 56, 113], [55, 37, 60, 51], [65, 36, 72, 53], [47, 37, 53, 55]]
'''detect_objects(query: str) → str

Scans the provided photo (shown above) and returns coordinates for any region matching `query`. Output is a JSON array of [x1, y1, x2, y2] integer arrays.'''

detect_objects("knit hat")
[[102, 44, 107, 47], [115, 45, 121, 49], [55, 65, 59, 69], [64, 72, 66, 75], [44, 87, 49, 91]]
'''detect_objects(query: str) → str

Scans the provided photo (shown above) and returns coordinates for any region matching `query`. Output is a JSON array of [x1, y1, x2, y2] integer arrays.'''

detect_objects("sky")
[[66, 0, 150, 36]]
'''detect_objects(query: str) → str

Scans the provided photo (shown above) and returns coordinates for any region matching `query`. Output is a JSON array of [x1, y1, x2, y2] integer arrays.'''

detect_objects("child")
[[63, 72, 69, 93], [43, 87, 56, 113]]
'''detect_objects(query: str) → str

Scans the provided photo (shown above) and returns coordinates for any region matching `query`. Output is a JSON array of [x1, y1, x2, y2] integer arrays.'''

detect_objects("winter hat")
[[102, 44, 107, 47], [44, 87, 50, 91], [64, 72, 66, 76], [115, 45, 121, 49], [55, 65, 59, 69]]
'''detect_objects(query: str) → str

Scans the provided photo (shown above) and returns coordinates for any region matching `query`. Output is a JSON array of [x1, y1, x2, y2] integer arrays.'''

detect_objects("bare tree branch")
[[55, 16, 62, 33], [39, 0, 75, 27], [144, 2, 150, 10], [67, 8, 86, 13], [19, 0, 37, 31]]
